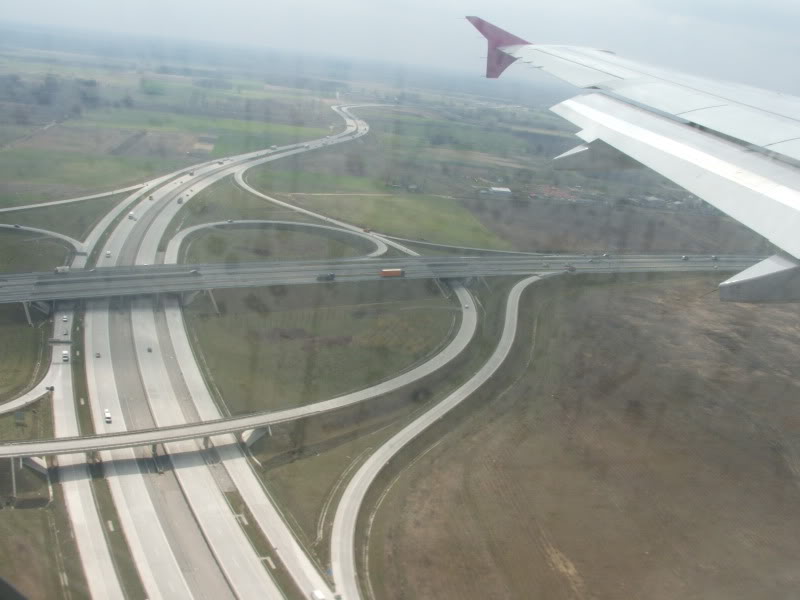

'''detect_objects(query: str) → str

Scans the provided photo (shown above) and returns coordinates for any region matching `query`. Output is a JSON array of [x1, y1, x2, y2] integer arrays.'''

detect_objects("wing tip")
[[465, 16, 530, 79]]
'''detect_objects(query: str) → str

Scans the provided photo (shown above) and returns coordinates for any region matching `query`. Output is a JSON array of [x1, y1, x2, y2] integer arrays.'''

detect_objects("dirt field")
[[368, 274, 800, 600], [466, 197, 773, 255]]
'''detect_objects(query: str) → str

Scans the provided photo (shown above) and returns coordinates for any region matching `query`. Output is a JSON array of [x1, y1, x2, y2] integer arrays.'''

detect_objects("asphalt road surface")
[[0, 255, 756, 303]]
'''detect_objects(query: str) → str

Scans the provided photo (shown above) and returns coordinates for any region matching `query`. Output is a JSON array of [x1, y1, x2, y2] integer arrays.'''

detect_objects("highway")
[[67, 104, 372, 599], [331, 274, 551, 599], [0, 103, 419, 599], [0, 255, 756, 303], [0, 102, 753, 600]]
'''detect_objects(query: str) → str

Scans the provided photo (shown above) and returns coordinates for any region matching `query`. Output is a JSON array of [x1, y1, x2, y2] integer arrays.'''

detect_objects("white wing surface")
[[467, 16, 800, 302]]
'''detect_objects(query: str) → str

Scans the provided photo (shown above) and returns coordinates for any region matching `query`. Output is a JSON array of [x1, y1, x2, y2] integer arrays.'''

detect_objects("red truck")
[[380, 268, 405, 278]]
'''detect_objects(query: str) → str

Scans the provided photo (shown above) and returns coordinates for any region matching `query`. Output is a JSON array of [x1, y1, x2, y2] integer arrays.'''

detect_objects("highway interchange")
[[0, 105, 757, 600]]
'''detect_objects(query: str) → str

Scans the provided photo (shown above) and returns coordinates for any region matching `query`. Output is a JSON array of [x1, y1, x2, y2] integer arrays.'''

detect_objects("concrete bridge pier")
[[242, 427, 269, 448], [32, 301, 52, 315], [206, 289, 220, 315], [9, 457, 16, 501], [180, 290, 202, 307], [22, 302, 33, 327]]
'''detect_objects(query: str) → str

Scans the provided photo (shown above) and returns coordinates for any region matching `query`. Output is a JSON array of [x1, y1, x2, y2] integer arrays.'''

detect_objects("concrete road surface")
[[331, 274, 551, 600]]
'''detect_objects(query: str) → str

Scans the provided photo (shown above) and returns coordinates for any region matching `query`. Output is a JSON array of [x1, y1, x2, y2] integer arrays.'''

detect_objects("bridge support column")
[[31, 301, 52, 316], [22, 302, 33, 327], [10, 457, 17, 501], [206, 290, 220, 315], [433, 278, 451, 299], [181, 290, 201, 307], [242, 428, 268, 448]]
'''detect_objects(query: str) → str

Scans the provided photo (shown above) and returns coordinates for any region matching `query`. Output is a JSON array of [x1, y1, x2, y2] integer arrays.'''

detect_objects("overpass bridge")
[[0, 254, 758, 305]]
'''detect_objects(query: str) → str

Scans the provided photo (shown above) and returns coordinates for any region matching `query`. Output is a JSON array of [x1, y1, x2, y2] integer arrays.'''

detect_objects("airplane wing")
[[467, 16, 800, 302]]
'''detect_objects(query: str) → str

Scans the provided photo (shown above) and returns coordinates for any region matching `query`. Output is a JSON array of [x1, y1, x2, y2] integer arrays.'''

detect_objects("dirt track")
[[369, 274, 800, 600]]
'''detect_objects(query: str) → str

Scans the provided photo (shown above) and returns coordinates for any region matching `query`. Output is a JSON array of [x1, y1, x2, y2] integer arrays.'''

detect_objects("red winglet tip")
[[466, 16, 530, 79]]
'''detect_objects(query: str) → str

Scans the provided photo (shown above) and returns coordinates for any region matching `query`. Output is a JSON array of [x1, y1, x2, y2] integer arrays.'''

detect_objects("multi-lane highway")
[[0, 101, 753, 600], [0, 255, 757, 303]]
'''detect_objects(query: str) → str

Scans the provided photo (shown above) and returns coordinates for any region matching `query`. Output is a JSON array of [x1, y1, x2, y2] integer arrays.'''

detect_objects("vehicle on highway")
[[712, 255, 719, 261], [104, 409, 112, 424], [128, 212, 136, 220], [61, 350, 69, 362], [227, 219, 234, 223], [62, 315, 68, 322], [380, 268, 405, 277], [189, 269, 199, 274], [105, 250, 111, 257], [54, 266, 70, 274], [317, 273, 336, 282], [681, 255, 689, 261], [95, 352, 101, 358], [564, 265, 576, 272], [13, 224, 20, 228], [177, 197, 184, 204]]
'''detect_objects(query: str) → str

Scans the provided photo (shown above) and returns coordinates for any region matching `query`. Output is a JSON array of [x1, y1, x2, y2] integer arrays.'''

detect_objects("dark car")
[[316, 273, 336, 282]]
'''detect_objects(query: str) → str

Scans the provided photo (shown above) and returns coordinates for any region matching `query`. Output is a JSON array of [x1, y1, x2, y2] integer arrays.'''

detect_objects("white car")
[[61, 315, 68, 322], [104, 409, 112, 424]]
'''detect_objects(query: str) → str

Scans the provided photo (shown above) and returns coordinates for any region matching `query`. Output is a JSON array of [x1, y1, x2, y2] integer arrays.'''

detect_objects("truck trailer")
[[380, 268, 405, 278]]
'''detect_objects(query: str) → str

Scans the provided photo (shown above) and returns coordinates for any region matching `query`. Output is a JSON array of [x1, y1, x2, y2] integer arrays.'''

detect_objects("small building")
[[489, 187, 512, 198]]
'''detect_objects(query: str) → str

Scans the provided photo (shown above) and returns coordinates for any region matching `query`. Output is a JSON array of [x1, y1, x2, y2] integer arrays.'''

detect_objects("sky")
[[4, 0, 800, 94]]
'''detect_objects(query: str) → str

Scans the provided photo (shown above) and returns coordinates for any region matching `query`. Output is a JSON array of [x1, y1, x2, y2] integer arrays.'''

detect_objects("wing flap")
[[552, 93, 800, 259]]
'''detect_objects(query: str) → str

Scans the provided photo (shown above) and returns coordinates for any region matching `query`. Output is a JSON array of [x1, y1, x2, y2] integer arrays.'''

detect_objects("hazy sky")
[[4, 0, 800, 94]]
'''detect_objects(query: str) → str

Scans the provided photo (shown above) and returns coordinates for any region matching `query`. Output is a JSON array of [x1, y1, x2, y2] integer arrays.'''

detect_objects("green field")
[[0, 231, 71, 273], [183, 226, 366, 264], [289, 193, 511, 249], [247, 168, 387, 195], [0, 148, 186, 206], [250, 276, 522, 569], [0, 192, 127, 240], [0, 303, 48, 402], [162, 177, 315, 246], [0, 397, 89, 599], [185, 280, 457, 415]]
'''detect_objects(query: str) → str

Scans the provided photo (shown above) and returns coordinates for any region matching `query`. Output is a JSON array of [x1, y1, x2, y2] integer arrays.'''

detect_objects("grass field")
[[365, 273, 800, 600], [184, 279, 457, 415], [0, 303, 48, 401], [0, 148, 187, 206], [251, 276, 522, 570], [182, 226, 366, 264], [0, 398, 90, 599], [162, 177, 315, 246], [247, 168, 387, 195], [0, 192, 127, 240], [0, 231, 70, 273], [288, 193, 511, 249]]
